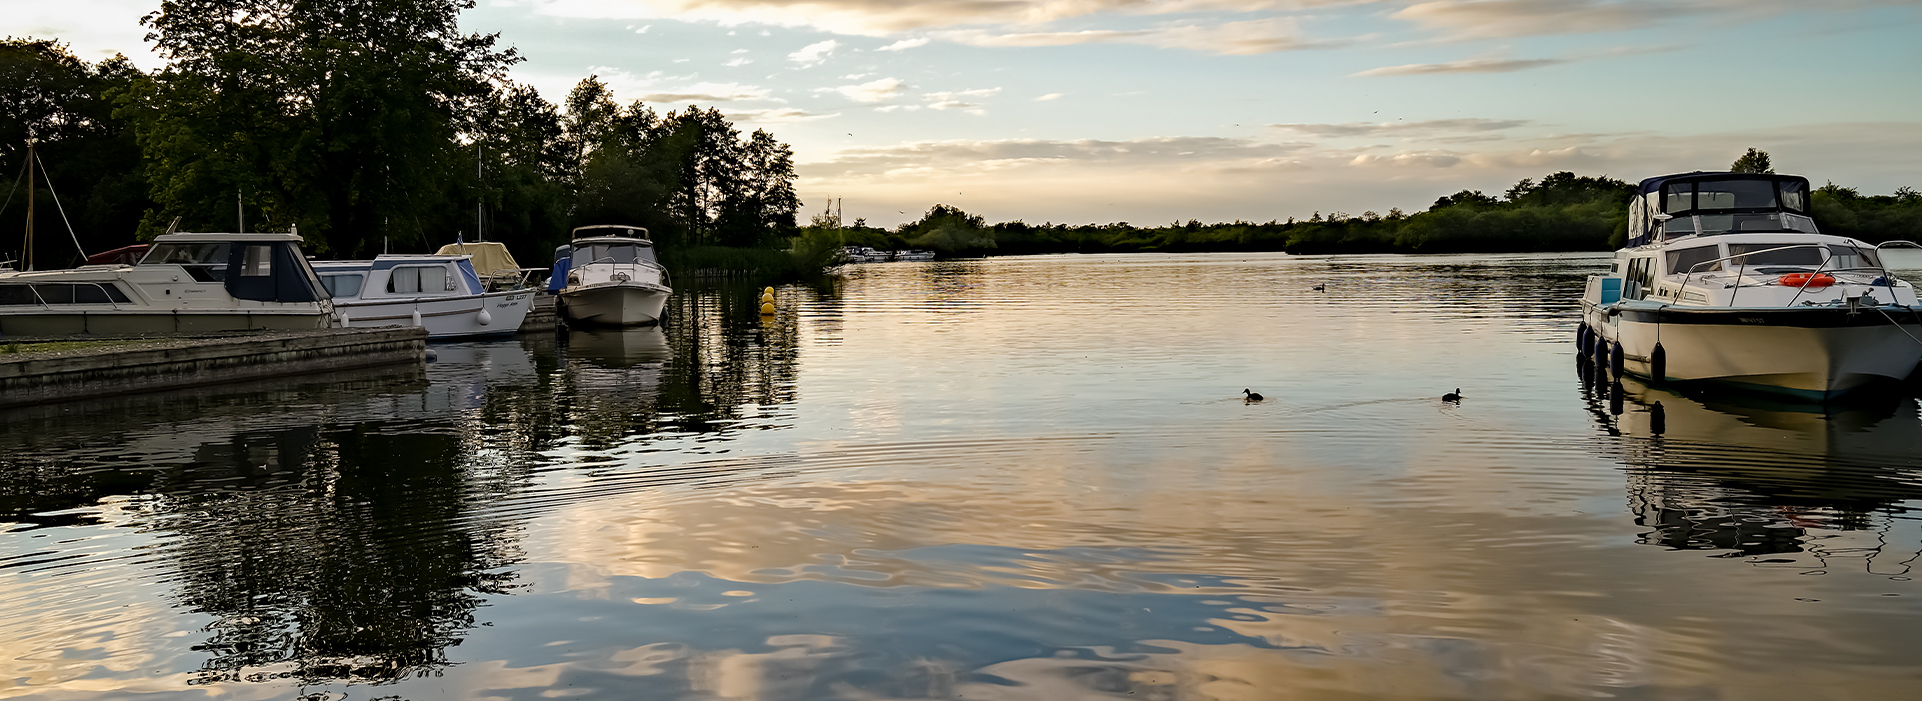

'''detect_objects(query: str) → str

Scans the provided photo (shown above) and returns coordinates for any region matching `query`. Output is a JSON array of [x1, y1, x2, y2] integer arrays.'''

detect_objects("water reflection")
[[1581, 365, 1922, 568]]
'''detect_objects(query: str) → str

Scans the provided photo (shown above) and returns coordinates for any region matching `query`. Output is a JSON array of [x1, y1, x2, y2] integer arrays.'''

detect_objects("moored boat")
[[1578, 172, 1922, 400], [549, 225, 672, 327], [312, 254, 532, 339], [0, 232, 335, 336]]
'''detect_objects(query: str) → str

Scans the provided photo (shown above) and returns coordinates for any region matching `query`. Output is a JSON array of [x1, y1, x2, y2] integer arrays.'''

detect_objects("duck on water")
[[1577, 171, 1922, 401]]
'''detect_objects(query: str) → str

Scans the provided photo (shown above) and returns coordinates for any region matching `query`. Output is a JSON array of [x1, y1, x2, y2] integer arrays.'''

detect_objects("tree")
[[1, 38, 152, 265], [1730, 147, 1774, 174], [126, 0, 521, 256]]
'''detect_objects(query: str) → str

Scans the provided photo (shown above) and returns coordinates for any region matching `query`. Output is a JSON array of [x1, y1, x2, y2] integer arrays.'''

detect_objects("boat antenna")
[[164, 216, 181, 235], [476, 141, 484, 242], [237, 188, 244, 234], [33, 148, 87, 260]]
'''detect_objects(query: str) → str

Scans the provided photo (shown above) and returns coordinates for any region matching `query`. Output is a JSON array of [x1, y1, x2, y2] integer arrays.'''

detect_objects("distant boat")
[[1578, 171, 1922, 400], [0, 232, 335, 335], [841, 246, 891, 263], [891, 249, 935, 261], [549, 225, 672, 327], [312, 253, 532, 339]]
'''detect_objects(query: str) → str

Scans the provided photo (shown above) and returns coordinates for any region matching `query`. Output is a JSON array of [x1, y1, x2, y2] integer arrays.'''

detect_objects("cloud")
[[1036, 93, 1064, 101], [727, 107, 839, 124], [934, 17, 1332, 55], [1353, 57, 1567, 76], [1269, 119, 1532, 137], [825, 77, 909, 102], [584, 67, 775, 104], [637, 82, 775, 103], [521, 0, 1375, 38], [788, 39, 840, 65], [811, 136, 1315, 176], [725, 57, 755, 66], [1389, 0, 1912, 40], [877, 37, 931, 51]]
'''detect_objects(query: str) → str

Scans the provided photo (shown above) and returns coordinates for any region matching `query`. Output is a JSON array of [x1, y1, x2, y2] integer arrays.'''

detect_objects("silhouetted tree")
[[1730, 147, 1774, 174]]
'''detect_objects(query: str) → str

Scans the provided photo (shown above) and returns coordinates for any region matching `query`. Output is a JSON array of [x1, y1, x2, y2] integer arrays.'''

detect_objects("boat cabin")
[[136, 232, 326, 303], [1627, 172, 1818, 247], [548, 226, 660, 293], [312, 255, 486, 301]]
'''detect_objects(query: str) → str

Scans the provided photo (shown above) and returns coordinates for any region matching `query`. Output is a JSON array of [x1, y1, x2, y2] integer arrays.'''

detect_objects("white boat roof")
[[572, 225, 650, 241], [155, 232, 305, 243], [572, 236, 656, 246]]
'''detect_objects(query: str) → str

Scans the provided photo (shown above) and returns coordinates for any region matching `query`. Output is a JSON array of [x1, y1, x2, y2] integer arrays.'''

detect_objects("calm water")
[[7, 252, 1922, 700]]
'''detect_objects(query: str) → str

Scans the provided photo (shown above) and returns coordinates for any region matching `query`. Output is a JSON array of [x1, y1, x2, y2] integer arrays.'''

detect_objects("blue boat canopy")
[[1626, 172, 1816, 247]]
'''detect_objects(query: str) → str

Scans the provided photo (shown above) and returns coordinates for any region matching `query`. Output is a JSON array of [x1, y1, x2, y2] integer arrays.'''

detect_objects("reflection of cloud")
[[1270, 119, 1532, 137], [824, 77, 908, 102], [1354, 57, 1567, 76]]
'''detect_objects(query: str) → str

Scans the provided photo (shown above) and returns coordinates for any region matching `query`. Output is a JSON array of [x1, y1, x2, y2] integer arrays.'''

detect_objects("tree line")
[[2, 0, 799, 269], [823, 161, 1922, 258]]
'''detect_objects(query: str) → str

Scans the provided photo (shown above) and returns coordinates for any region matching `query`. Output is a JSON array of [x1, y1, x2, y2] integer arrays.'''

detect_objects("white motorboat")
[[548, 225, 672, 327], [312, 254, 532, 339], [0, 232, 335, 336], [840, 246, 890, 263], [1578, 172, 1922, 400]]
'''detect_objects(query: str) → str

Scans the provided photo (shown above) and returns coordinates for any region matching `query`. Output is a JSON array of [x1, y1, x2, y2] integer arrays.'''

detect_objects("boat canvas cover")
[[435, 241, 520, 276]]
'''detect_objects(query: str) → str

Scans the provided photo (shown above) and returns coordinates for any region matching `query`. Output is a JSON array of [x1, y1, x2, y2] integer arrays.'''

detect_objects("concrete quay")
[[0, 327, 426, 410]]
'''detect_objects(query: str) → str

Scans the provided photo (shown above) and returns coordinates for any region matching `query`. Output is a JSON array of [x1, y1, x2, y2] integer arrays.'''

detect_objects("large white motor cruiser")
[[1578, 172, 1922, 400], [312, 254, 532, 339], [0, 232, 335, 336], [548, 225, 672, 327]]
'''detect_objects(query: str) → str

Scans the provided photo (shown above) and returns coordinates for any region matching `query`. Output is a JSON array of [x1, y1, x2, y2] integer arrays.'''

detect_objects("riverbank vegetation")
[[816, 161, 1922, 258]]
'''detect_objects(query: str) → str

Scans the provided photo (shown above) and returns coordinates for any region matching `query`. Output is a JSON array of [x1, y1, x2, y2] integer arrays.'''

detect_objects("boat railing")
[[1678, 242, 1897, 307]]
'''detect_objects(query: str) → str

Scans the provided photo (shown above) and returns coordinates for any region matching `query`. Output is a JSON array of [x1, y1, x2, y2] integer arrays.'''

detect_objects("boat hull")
[[334, 290, 534, 340], [1585, 301, 1922, 400], [0, 309, 332, 336], [559, 283, 670, 327]]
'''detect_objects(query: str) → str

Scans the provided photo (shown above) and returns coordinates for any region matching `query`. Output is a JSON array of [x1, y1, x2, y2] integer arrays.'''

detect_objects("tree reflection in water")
[[0, 280, 810, 688]]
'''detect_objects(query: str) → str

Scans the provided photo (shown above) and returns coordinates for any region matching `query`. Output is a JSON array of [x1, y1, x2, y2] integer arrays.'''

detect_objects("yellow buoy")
[[763, 286, 775, 295], [760, 292, 775, 304], [759, 302, 777, 315]]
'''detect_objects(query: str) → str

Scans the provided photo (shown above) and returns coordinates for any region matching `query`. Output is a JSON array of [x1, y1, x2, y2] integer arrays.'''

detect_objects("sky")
[[11, 0, 1922, 229]]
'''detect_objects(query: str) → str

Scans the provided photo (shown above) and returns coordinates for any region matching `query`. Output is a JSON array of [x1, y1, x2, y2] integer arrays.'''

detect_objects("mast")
[[24, 142, 35, 271]]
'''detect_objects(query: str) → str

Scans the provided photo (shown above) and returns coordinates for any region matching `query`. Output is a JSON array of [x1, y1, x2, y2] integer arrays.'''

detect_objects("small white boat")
[[312, 254, 532, 339], [1579, 172, 1922, 400], [891, 249, 935, 261], [840, 246, 890, 263], [549, 225, 672, 327], [0, 232, 335, 336]]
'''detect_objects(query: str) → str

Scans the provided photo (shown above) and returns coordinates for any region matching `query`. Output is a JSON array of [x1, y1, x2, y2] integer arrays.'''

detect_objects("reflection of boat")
[[0, 232, 335, 335], [548, 225, 672, 327], [1578, 172, 1922, 400], [1582, 365, 1922, 557], [313, 254, 532, 339], [565, 327, 672, 367]]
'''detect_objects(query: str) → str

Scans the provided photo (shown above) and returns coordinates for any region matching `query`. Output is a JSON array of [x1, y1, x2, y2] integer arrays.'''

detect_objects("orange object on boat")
[[1778, 273, 1835, 287]]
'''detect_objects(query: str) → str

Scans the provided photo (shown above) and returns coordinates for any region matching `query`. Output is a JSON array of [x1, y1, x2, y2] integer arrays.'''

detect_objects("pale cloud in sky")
[[1036, 93, 1064, 101], [935, 17, 1327, 55], [876, 37, 931, 51], [1353, 57, 1568, 76], [825, 77, 909, 103], [1270, 119, 1533, 137], [788, 39, 841, 65]]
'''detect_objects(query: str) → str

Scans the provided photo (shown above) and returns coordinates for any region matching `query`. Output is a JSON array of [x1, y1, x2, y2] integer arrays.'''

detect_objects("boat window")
[[1779, 180, 1808, 212], [1665, 246, 1721, 274], [574, 243, 657, 266], [0, 283, 131, 305], [1694, 179, 1778, 211], [1729, 243, 1823, 269], [1663, 183, 1692, 213], [1826, 244, 1881, 271], [1623, 257, 1654, 300], [322, 274, 364, 298], [388, 266, 451, 294], [239, 245, 273, 277]]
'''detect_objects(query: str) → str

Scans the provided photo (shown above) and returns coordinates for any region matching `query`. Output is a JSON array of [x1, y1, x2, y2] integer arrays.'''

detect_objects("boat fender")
[[411, 309, 423, 327], [477, 308, 492, 326], [1650, 344, 1666, 382], [1610, 342, 1625, 379], [1576, 324, 1590, 355], [425, 349, 438, 363]]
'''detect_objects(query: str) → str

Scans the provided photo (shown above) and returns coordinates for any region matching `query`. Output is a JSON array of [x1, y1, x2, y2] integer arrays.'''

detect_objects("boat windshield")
[[1727, 243, 1881, 272], [143, 243, 230, 266], [573, 243, 657, 267]]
